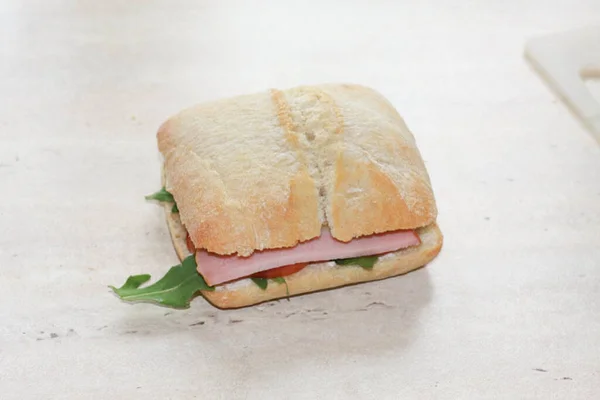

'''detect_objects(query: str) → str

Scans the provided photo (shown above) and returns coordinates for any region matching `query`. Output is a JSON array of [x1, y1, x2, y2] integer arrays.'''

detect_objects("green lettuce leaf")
[[110, 255, 214, 309], [251, 277, 268, 290], [144, 187, 174, 202], [251, 276, 289, 297], [117, 274, 152, 290], [334, 255, 378, 270], [145, 187, 179, 214], [271, 277, 289, 296]]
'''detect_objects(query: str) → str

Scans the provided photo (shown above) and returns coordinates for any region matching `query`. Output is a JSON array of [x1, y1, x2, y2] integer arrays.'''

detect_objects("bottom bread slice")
[[164, 203, 443, 309]]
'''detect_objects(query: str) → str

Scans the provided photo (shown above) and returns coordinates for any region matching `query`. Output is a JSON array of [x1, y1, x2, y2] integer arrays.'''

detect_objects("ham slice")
[[195, 228, 421, 286]]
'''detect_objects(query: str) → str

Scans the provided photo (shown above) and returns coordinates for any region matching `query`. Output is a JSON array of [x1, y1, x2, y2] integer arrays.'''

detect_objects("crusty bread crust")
[[163, 202, 443, 309], [157, 83, 437, 256]]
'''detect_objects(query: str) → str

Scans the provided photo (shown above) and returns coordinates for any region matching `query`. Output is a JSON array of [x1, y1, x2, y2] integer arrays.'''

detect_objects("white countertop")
[[1, 1, 600, 399]]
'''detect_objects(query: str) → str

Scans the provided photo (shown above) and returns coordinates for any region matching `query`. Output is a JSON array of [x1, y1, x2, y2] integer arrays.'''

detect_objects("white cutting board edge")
[[524, 26, 600, 144]]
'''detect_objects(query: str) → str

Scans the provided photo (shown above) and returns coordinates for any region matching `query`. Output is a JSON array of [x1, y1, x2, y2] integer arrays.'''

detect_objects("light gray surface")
[[1, 1, 600, 399], [525, 26, 600, 143]]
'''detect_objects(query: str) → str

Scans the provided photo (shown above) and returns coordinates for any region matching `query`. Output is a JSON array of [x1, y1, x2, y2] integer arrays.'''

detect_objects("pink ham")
[[195, 229, 420, 286]]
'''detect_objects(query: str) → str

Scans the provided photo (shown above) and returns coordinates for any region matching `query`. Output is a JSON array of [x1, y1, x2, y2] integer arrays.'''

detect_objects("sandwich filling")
[[189, 228, 421, 286], [111, 187, 432, 309]]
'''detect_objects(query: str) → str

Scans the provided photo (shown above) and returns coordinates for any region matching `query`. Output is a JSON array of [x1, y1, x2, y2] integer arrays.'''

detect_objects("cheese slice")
[[195, 228, 421, 285]]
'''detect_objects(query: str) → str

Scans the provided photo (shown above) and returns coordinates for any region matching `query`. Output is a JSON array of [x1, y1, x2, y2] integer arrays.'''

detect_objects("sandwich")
[[111, 83, 443, 309]]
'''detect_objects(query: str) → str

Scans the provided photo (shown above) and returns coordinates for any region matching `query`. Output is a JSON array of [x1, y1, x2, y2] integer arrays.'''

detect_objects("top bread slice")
[[157, 83, 437, 257]]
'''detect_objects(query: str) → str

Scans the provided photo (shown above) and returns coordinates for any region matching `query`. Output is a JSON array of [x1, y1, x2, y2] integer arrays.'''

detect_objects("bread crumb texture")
[[157, 83, 438, 256]]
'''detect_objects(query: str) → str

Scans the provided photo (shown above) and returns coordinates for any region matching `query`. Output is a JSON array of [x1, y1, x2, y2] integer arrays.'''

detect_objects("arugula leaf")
[[116, 274, 152, 290], [110, 255, 214, 309], [145, 187, 179, 214], [271, 277, 289, 297], [251, 277, 268, 290], [144, 187, 174, 203], [335, 255, 379, 270], [251, 276, 290, 297]]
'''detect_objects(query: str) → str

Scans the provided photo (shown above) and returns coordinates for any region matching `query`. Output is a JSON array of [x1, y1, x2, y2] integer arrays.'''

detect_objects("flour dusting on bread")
[[158, 83, 437, 256]]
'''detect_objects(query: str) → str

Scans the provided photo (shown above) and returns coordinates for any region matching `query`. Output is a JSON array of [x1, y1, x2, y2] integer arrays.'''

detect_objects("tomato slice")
[[185, 234, 195, 254], [252, 262, 308, 279]]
